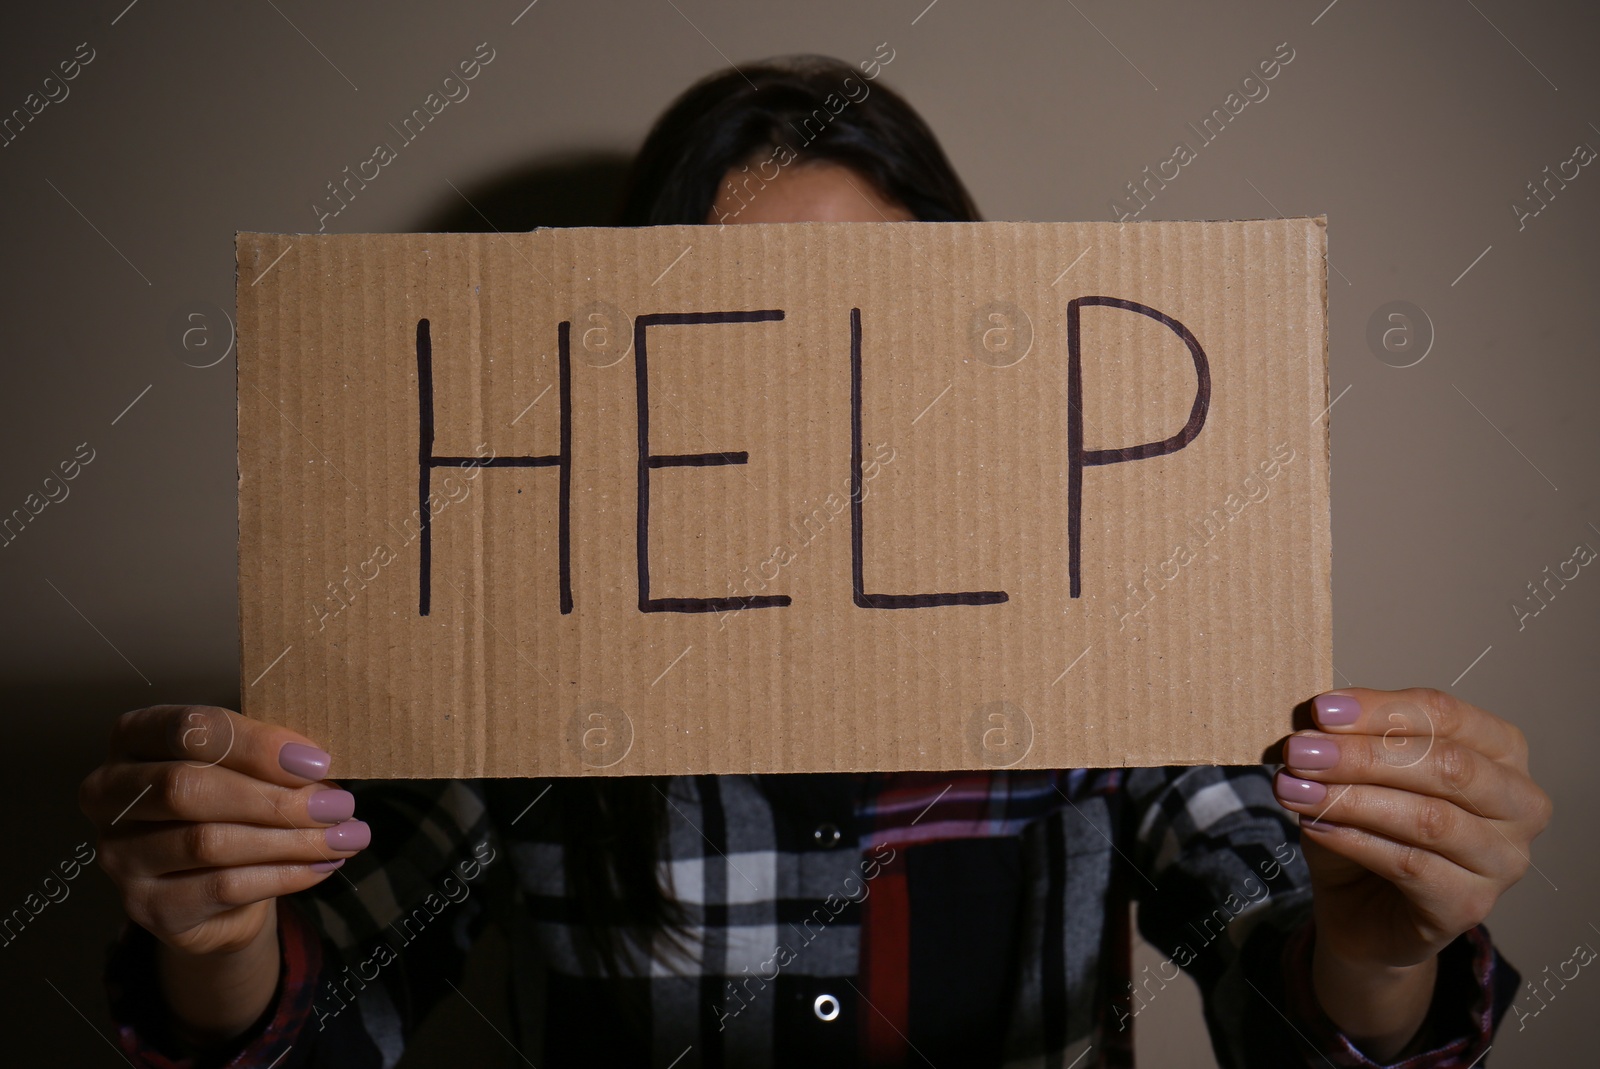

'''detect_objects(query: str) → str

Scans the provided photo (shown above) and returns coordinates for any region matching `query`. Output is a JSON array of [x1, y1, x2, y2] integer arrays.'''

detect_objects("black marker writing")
[[634, 310, 790, 614], [1067, 296, 1211, 598], [851, 307, 1008, 609], [410, 297, 1210, 618], [416, 317, 571, 616]]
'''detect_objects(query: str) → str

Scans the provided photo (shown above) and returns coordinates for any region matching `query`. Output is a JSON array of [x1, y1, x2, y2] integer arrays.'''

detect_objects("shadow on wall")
[[415, 151, 634, 231], [1, 151, 637, 1064], [0, 676, 235, 1063]]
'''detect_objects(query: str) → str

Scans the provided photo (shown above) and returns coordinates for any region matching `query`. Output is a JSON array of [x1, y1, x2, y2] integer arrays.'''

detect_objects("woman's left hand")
[[1274, 687, 1552, 971]]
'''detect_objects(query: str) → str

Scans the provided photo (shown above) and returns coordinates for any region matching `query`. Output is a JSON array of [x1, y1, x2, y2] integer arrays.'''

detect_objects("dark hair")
[[616, 53, 980, 226], [562, 54, 976, 979]]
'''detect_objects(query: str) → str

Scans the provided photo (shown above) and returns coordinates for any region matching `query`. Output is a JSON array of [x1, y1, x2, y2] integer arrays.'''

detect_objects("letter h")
[[416, 317, 571, 615]]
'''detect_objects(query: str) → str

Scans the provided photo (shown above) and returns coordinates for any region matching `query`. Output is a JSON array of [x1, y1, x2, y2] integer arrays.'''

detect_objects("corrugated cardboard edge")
[[233, 233, 247, 726], [1316, 216, 1333, 690]]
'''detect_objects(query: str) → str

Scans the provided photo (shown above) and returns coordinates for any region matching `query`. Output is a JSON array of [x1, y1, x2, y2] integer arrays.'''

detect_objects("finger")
[[1297, 822, 1501, 933], [1282, 730, 1533, 821], [128, 861, 350, 938], [1309, 689, 1528, 769], [111, 705, 335, 787], [1273, 773, 1523, 881], [105, 819, 371, 877], [84, 761, 354, 829]]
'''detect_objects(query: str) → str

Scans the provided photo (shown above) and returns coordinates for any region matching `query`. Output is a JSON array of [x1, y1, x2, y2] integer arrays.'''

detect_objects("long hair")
[[560, 53, 978, 978]]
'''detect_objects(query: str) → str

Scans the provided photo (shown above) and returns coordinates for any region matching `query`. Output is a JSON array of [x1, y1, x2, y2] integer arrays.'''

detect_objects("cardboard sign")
[[236, 219, 1331, 778]]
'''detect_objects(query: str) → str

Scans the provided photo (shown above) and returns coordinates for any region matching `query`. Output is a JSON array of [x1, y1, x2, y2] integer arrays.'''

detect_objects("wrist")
[[1312, 926, 1438, 1061], [156, 908, 283, 1050], [1314, 930, 1435, 978]]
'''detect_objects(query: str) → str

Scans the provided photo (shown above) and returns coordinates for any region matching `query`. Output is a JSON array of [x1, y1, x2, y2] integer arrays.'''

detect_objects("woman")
[[82, 55, 1548, 1067]]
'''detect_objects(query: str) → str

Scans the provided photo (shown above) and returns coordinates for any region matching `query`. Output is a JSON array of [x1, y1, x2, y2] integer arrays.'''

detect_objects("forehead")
[[710, 160, 913, 224]]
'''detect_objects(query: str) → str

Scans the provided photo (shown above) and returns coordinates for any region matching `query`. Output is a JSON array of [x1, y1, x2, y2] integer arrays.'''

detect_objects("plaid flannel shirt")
[[109, 765, 1516, 1067]]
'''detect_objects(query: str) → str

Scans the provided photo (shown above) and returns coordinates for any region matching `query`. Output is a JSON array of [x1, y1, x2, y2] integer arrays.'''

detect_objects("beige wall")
[[1, 0, 1595, 1062]]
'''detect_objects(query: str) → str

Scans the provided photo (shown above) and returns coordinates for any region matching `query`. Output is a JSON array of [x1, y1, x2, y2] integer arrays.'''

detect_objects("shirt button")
[[813, 993, 841, 1022], [812, 822, 841, 849]]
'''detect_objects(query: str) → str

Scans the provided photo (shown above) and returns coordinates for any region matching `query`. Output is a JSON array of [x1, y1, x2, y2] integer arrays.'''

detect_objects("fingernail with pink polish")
[[1313, 693, 1361, 728], [310, 859, 345, 873], [280, 743, 331, 780], [1285, 735, 1339, 771], [307, 789, 355, 824], [1275, 770, 1328, 805], [325, 820, 371, 852]]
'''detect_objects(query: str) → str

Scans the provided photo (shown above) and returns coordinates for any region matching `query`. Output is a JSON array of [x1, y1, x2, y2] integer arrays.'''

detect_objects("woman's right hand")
[[80, 705, 368, 957]]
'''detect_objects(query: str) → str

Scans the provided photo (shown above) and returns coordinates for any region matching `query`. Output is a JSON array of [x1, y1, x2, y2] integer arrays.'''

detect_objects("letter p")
[[1067, 297, 1211, 597]]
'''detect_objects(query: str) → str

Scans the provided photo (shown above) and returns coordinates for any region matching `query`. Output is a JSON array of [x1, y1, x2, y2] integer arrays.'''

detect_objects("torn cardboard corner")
[[235, 218, 1331, 779]]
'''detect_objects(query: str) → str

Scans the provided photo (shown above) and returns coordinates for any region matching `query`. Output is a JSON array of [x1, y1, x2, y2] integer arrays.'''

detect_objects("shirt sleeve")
[[1123, 764, 1518, 1068], [1269, 918, 1519, 1068], [108, 897, 322, 1069], [107, 778, 503, 1068]]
